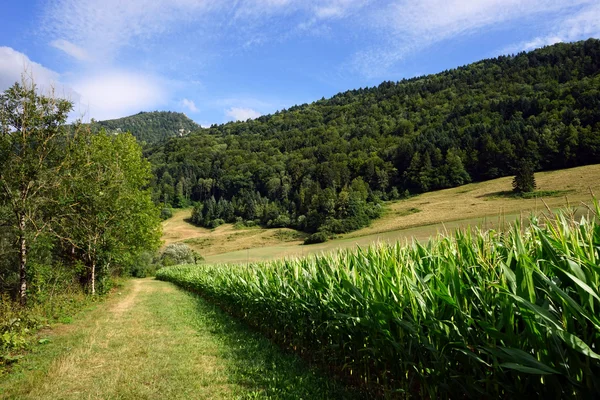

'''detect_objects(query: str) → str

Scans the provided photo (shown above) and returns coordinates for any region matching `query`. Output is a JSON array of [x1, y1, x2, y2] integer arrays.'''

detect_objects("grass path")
[[0, 279, 352, 400]]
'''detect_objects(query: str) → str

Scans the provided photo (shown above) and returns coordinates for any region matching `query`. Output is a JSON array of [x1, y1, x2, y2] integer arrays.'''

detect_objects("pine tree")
[[512, 159, 536, 193]]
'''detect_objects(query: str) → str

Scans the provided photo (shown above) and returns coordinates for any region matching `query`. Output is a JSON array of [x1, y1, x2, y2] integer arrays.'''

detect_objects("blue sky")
[[1, 0, 599, 125]]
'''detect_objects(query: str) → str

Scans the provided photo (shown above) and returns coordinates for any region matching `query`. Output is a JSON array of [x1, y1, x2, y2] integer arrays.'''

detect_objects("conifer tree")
[[512, 159, 537, 193]]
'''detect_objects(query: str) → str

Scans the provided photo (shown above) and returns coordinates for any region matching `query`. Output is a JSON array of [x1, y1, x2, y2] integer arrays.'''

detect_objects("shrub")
[[160, 243, 202, 266], [303, 231, 329, 244], [130, 251, 157, 278], [267, 214, 291, 228], [160, 207, 173, 220], [209, 218, 225, 229]]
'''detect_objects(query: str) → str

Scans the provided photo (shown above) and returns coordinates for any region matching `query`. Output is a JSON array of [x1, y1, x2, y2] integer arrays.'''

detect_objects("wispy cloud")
[[225, 107, 261, 121], [181, 98, 199, 113], [42, 0, 217, 61], [0, 47, 167, 121], [50, 39, 90, 61], [501, 2, 600, 54], [42, 0, 370, 61], [352, 0, 598, 78]]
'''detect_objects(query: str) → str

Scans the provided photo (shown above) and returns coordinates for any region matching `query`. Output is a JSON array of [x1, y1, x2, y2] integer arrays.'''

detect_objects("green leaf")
[[552, 330, 600, 360], [500, 363, 556, 375]]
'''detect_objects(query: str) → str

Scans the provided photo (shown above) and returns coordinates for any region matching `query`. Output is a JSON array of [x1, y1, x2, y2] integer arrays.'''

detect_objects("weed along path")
[[0, 279, 352, 400]]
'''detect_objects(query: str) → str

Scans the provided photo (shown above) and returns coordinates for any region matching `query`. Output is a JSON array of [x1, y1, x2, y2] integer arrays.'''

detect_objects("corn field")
[[157, 202, 600, 398]]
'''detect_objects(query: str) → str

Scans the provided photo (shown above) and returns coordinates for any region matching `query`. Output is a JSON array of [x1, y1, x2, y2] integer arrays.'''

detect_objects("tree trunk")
[[91, 260, 96, 295], [18, 213, 27, 306]]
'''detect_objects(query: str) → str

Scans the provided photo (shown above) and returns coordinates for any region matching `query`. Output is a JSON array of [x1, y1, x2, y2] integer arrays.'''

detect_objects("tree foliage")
[[0, 80, 162, 302], [0, 79, 72, 303], [58, 130, 162, 294]]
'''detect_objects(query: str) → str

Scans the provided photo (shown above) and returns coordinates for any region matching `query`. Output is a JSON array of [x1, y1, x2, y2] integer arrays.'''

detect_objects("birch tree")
[[0, 79, 72, 304]]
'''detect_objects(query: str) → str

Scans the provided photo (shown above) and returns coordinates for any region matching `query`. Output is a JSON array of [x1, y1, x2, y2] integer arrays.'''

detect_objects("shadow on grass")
[[477, 189, 573, 199], [181, 287, 359, 400], [183, 217, 196, 225]]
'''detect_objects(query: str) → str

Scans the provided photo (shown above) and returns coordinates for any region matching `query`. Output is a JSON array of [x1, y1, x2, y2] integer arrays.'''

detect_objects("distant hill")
[[92, 111, 200, 144]]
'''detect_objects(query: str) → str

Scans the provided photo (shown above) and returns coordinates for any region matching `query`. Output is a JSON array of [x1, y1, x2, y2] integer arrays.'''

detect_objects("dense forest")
[[146, 39, 600, 238], [92, 111, 199, 144]]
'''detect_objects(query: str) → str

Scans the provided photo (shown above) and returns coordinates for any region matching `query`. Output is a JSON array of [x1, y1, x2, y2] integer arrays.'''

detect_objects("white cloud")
[[0, 47, 63, 93], [0, 48, 170, 122], [50, 39, 90, 61], [70, 70, 168, 121], [225, 107, 261, 121], [181, 98, 199, 113]]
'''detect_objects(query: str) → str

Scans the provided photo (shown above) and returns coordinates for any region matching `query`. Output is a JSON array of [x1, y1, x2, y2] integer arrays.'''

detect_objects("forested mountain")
[[146, 39, 600, 237], [93, 111, 199, 144]]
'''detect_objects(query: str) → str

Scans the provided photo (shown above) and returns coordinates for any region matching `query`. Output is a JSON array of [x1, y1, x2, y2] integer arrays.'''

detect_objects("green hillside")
[[146, 39, 600, 237], [93, 111, 200, 144]]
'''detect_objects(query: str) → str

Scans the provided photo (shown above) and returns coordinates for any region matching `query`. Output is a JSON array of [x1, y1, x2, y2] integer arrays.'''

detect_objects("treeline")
[[146, 39, 600, 235], [0, 80, 162, 305], [92, 111, 199, 144]]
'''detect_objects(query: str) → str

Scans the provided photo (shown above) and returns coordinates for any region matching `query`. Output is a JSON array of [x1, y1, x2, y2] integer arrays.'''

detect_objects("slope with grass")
[[0, 279, 353, 399], [161, 164, 600, 264]]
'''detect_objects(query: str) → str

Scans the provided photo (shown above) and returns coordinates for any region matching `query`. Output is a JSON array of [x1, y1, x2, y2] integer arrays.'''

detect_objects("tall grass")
[[157, 202, 600, 398]]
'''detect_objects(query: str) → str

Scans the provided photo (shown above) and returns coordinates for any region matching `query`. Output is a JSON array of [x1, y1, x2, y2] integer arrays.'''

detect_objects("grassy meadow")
[[158, 201, 600, 397]]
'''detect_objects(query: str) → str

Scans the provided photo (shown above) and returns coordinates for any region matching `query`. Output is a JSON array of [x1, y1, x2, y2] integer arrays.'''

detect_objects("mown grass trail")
[[0, 279, 352, 399]]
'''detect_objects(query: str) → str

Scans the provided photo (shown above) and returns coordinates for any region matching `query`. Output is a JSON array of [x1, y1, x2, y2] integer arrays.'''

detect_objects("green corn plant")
[[157, 199, 600, 398]]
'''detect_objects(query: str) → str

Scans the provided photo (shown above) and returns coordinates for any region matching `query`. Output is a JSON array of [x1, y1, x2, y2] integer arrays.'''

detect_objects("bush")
[[208, 218, 225, 229], [160, 207, 173, 220], [130, 251, 157, 278], [190, 203, 203, 225], [303, 231, 329, 245], [160, 243, 202, 266], [267, 214, 291, 228]]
